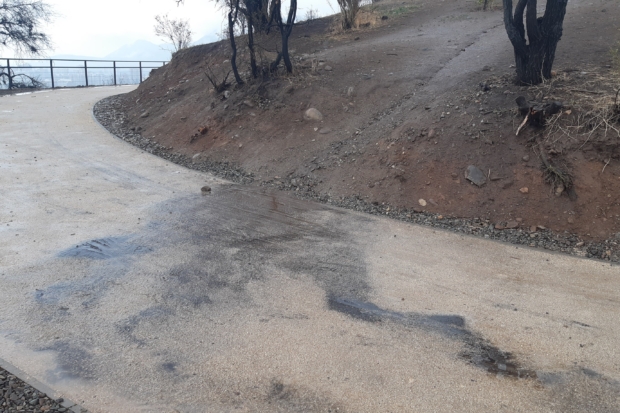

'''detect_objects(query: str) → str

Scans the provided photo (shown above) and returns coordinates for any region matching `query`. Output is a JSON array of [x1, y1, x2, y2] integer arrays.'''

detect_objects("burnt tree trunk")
[[503, 0, 568, 85], [228, 0, 244, 85], [246, 12, 259, 78], [272, 0, 297, 73]]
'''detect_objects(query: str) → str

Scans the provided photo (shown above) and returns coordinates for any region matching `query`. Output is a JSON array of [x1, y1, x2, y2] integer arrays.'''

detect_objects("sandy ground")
[[1, 87, 619, 412]]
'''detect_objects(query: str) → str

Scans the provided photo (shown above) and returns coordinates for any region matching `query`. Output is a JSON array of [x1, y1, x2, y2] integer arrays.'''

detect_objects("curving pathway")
[[0, 87, 619, 412]]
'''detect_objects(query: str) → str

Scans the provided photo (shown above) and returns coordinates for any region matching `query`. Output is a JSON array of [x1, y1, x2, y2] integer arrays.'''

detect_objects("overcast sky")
[[36, 0, 336, 57]]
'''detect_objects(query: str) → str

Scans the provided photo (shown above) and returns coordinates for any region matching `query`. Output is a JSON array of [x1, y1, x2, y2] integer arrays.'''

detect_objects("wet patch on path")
[[10, 185, 620, 412], [35, 236, 150, 310], [265, 379, 348, 413], [328, 296, 620, 411], [39, 341, 96, 383], [58, 237, 150, 260], [21, 186, 373, 399], [328, 297, 537, 379]]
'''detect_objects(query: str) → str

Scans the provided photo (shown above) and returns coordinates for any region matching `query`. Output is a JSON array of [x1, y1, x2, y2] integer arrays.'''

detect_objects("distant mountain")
[[49, 36, 220, 64], [50, 53, 101, 61], [103, 40, 172, 62], [192, 33, 219, 46]]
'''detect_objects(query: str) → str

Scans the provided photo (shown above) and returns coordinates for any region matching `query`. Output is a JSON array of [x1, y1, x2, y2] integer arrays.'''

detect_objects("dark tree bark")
[[228, 0, 244, 85], [503, 0, 568, 85], [272, 0, 297, 73], [245, 0, 270, 33], [245, 11, 258, 78]]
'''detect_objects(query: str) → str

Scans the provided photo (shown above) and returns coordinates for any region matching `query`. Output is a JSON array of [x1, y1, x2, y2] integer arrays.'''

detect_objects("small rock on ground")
[[465, 165, 487, 187], [304, 108, 324, 121]]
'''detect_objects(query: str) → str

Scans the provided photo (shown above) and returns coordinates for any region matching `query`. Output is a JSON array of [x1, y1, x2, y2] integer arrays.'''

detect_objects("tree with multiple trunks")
[[502, 0, 569, 85], [179, 0, 570, 87], [178, 0, 297, 81], [268, 0, 297, 73]]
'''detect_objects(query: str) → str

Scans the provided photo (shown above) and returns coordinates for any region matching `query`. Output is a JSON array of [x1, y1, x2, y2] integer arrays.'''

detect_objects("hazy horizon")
[[1, 0, 337, 58]]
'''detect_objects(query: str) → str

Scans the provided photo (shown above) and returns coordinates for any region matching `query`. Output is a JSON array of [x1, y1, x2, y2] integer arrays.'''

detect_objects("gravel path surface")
[[0, 367, 83, 413], [94, 95, 620, 263]]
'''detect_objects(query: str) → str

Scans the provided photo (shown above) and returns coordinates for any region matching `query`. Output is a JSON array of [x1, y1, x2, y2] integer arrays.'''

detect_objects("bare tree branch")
[[154, 14, 192, 53], [0, 0, 53, 55], [0, 65, 44, 88]]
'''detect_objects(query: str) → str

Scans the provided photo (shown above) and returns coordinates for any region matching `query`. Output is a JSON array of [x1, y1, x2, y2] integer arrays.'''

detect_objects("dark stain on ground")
[[35, 236, 153, 310], [572, 320, 592, 328], [40, 341, 95, 383], [19, 186, 620, 411], [104, 186, 371, 383], [328, 297, 537, 380], [157, 187, 370, 310], [162, 362, 177, 373], [35, 272, 123, 309], [542, 368, 620, 413], [116, 306, 174, 346], [58, 236, 150, 260], [266, 379, 347, 413]]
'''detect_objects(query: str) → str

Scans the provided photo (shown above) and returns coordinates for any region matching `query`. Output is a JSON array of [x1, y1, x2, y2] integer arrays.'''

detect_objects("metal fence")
[[0, 58, 168, 90]]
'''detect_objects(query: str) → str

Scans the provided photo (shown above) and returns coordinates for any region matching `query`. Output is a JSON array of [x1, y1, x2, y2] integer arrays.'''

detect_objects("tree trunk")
[[228, 1, 244, 85], [246, 12, 258, 78], [281, 31, 292, 73], [269, 52, 282, 72], [503, 0, 568, 85], [276, 0, 296, 73]]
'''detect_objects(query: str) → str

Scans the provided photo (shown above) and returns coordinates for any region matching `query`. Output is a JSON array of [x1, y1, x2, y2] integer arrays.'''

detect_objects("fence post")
[[113, 61, 117, 86], [7, 59, 12, 90], [139, 61, 142, 83], [84, 60, 88, 87], [50, 60, 55, 88]]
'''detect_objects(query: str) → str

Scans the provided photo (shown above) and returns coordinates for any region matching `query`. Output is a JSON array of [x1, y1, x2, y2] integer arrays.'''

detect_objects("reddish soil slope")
[[112, 0, 620, 244]]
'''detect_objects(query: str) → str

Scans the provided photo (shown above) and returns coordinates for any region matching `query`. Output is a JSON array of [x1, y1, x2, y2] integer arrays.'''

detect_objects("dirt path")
[[1, 87, 620, 412]]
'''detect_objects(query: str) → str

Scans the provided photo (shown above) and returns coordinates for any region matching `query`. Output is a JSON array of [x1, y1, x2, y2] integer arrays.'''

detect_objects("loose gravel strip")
[[0, 367, 85, 413], [93, 95, 620, 264], [93, 96, 254, 185]]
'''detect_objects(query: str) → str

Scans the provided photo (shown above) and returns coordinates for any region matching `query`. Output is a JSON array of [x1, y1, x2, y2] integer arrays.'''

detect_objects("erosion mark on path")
[[58, 236, 151, 260], [35, 235, 150, 308]]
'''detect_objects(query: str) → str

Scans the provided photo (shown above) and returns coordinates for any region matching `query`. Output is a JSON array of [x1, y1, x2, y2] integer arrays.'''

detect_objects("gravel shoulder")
[[0, 366, 85, 413]]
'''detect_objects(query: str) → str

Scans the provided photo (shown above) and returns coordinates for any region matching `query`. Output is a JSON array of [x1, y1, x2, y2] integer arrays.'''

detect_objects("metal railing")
[[1, 58, 168, 90]]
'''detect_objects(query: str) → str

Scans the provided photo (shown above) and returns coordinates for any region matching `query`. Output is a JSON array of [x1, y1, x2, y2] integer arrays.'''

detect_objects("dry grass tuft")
[[527, 67, 620, 149], [542, 159, 574, 192]]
